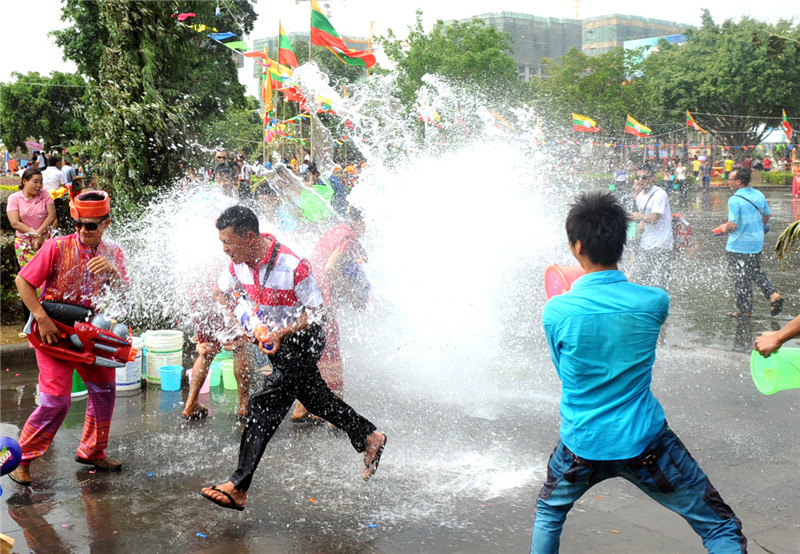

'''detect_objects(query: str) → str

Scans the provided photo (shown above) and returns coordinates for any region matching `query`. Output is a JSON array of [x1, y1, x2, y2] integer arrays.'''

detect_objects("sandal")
[[362, 433, 387, 481], [200, 486, 245, 511]]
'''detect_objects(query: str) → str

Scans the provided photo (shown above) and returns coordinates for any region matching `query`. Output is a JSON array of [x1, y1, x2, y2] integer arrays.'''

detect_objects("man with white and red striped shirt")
[[201, 206, 386, 512]]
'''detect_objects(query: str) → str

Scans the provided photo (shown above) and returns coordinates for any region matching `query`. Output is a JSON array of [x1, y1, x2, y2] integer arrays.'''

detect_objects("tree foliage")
[[0, 71, 88, 151], [53, 0, 257, 208], [531, 47, 658, 137], [381, 10, 519, 108], [203, 96, 263, 159], [642, 10, 800, 149]]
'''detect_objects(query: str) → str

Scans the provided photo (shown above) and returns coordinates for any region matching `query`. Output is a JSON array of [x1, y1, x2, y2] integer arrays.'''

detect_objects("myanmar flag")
[[572, 113, 601, 133], [625, 114, 651, 137], [686, 110, 707, 134], [279, 24, 299, 68], [310, 0, 376, 68], [782, 109, 792, 142]]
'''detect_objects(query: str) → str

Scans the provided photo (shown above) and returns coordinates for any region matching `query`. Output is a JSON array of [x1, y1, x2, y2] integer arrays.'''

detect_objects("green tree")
[[203, 96, 264, 159], [381, 11, 519, 108], [0, 71, 88, 151], [642, 11, 800, 150], [53, 0, 257, 208], [530, 47, 659, 138]]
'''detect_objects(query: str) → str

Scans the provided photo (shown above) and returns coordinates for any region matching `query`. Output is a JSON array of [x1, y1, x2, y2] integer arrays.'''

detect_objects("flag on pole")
[[572, 113, 601, 133], [624, 114, 651, 137], [782, 109, 793, 142], [686, 110, 707, 134], [310, 0, 376, 68], [262, 46, 273, 117], [279, 24, 299, 68]]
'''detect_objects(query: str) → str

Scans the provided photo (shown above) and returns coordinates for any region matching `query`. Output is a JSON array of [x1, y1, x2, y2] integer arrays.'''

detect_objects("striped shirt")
[[217, 234, 323, 331]]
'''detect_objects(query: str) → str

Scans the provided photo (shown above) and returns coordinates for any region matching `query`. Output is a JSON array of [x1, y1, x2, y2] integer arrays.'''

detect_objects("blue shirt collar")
[[569, 269, 627, 290]]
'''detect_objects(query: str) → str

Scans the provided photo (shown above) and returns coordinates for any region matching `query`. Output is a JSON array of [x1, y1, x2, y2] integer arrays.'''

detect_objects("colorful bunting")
[[208, 32, 236, 40]]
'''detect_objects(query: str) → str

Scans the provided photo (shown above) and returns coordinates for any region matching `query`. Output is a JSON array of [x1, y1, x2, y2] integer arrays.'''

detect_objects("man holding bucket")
[[531, 192, 746, 552], [9, 190, 128, 486], [200, 205, 386, 511]]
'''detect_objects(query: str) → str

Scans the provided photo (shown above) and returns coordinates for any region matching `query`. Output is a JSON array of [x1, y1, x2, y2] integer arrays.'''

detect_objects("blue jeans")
[[531, 426, 746, 553]]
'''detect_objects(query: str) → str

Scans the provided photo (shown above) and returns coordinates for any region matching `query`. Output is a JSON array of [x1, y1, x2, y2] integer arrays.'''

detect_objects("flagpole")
[[310, 6, 316, 163]]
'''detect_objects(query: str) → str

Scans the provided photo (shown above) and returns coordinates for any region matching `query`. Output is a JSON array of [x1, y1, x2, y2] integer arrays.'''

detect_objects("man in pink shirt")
[[9, 190, 128, 486]]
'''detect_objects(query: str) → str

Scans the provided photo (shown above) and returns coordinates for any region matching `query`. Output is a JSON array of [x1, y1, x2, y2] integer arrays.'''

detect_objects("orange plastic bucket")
[[544, 264, 586, 299]]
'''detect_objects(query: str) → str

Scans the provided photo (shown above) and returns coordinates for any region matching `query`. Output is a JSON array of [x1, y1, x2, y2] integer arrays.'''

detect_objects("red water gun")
[[23, 302, 136, 368]]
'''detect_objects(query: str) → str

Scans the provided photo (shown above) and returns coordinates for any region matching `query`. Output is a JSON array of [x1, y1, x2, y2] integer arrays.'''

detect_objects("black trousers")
[[230, 324, 377, 491], [727, 251, 776, 315]]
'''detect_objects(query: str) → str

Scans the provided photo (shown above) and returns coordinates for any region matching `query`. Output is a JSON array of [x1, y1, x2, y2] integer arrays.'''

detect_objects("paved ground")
[[2, 187, 800, 553]]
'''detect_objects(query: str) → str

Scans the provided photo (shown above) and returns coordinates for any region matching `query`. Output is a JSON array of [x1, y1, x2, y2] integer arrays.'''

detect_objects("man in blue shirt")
[[531, 192, 746, 554], [718, 167, 782, 318]]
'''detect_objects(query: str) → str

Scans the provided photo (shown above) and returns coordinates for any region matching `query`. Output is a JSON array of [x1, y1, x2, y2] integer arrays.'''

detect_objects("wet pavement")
[[2, 187, 800, 553]]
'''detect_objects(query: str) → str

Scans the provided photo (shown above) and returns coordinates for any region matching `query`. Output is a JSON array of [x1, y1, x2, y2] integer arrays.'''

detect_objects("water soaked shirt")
[[726, 187, 770, 254], [217, 234, 323, 332], [635, 185, 673, 250], [542, 270, 668, 460], [19, 234, 128, 310]]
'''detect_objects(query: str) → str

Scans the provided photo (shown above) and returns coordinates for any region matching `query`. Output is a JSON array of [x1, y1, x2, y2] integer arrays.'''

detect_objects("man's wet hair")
[[565, 192, 627, 266], [216, 205, 260, 237], [731, 167, 751, 186]]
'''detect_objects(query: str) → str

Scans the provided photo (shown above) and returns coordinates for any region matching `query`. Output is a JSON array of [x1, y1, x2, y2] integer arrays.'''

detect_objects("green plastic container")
[[750, 348, 800, 395]]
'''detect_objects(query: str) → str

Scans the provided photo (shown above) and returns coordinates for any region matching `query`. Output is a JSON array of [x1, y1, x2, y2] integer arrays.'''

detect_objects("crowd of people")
[[6, 146, 386, 515], [6, 141, 800, 550]]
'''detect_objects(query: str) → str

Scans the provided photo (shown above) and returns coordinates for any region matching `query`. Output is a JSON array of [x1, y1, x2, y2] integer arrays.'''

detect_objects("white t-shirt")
[[41, 166, 66, 191], [675, 166, 686, 180], [636, 185, 673, 250]]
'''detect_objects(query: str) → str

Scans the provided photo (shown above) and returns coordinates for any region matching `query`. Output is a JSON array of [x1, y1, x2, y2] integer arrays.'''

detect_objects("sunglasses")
[[216, 156, 228, 160], [73, 218, 107, 231]]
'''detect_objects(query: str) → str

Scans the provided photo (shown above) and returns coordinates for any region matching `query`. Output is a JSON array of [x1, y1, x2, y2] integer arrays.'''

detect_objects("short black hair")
[[636, 164, 655, 177], [565, 192, 627, 266], [19, 167, 42, 189], [48, 156, 60, 167], [731, 166, 751, 186], [216, 205, 260, 237]]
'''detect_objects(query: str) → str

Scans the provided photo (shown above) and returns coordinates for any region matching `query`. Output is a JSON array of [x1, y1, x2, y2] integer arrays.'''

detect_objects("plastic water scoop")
[[750, 348, 800, 395]]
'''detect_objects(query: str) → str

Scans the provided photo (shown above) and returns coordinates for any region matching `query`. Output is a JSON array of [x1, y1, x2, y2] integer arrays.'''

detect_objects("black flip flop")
[[771, 297, 784, 316], [200, 486, 244, 511], [362, 433, 387, 481]]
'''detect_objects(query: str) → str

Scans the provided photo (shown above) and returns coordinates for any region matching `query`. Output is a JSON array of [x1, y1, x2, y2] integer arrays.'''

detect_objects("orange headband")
[[69, 190, 111, 219]]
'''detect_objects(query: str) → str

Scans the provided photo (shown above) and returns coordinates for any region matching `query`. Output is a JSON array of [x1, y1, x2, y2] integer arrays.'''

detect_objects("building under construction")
[[446, 12, 689, 81]]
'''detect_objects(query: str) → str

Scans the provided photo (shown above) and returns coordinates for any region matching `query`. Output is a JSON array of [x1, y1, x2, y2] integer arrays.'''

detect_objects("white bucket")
[[116, 336, 143, 392], [144, 330, 183, 384]]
